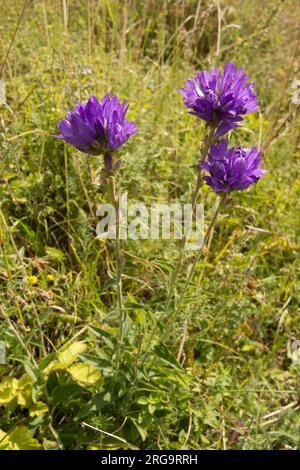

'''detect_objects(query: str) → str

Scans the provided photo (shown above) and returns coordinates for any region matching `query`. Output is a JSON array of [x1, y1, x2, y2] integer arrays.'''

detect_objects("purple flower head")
[[53, 94, 138, 155], [180, 62, 259, 137], [201, 139, 266, 193]]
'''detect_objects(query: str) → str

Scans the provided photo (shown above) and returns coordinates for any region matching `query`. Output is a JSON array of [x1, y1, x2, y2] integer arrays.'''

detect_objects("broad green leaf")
[[17, 373, 33, 407], [154, 344, 183, 370]]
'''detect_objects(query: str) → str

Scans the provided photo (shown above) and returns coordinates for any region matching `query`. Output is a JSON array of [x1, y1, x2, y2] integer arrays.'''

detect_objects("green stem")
[[108, 175, 125, 367], [165, 125, 216, 310]]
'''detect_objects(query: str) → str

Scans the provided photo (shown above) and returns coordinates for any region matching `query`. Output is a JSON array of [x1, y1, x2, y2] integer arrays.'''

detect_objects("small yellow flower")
[[27, 275, 38, 286], [47, 274, 54, 282]]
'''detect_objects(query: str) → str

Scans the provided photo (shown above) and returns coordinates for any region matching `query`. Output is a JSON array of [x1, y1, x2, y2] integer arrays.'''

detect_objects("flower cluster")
[[180, 62, 259, 137], [53, 94, 138, 156], [200, 140, 265, 193], [181, 62, 265, 193]]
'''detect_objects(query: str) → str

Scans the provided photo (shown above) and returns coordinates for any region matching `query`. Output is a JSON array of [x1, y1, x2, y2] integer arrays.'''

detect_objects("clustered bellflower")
[[180, 62, 259, 137], [200, 140, 265, 193], [53, 93, 138, 172]]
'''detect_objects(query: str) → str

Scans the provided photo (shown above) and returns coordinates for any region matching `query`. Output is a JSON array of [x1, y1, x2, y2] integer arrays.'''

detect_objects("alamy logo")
[[96, 193, 204, 251]]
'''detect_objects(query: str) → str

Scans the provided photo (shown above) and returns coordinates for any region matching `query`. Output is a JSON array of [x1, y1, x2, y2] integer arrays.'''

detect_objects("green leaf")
[[43, 342, 87, 375], [130, 418, 147, 441], [88, 326, 116, 349], [51, 384, 83, 404], [154, 343, 183, 370]]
